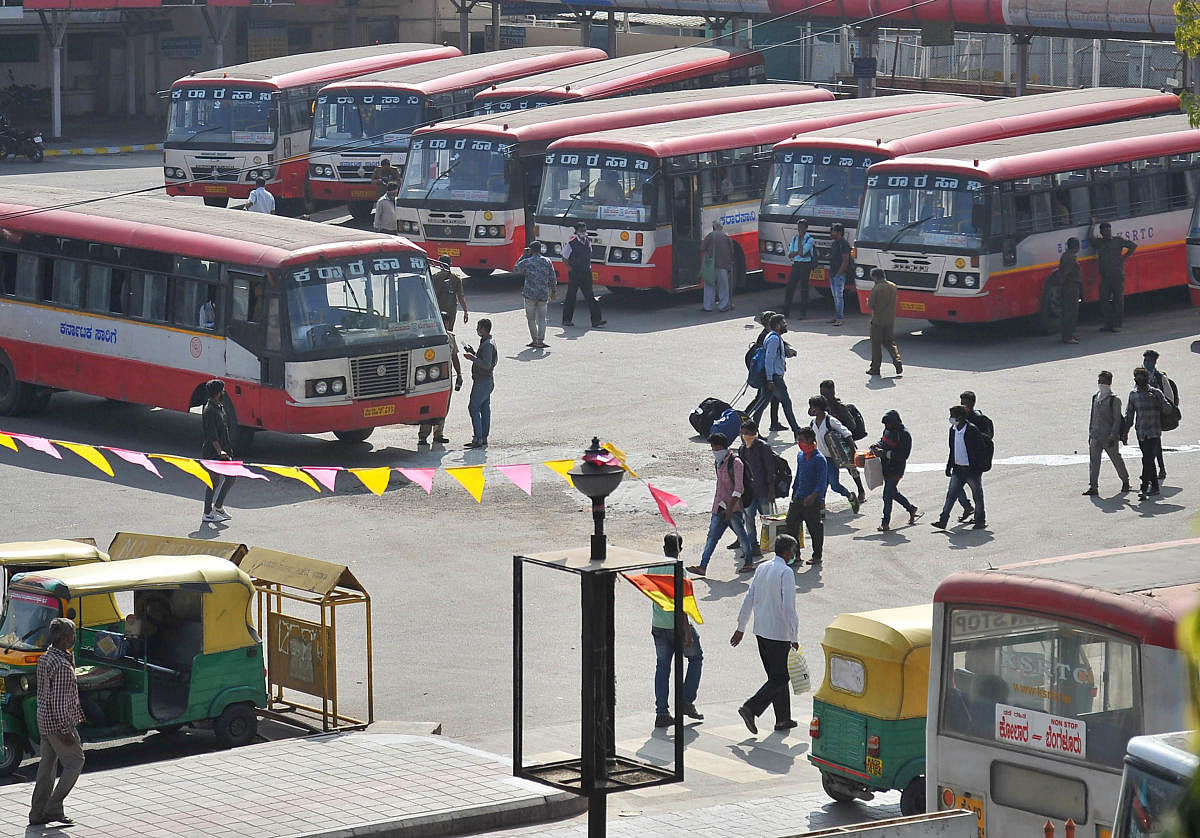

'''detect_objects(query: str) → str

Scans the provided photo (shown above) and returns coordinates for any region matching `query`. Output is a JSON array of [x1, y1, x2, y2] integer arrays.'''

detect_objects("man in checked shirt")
[[29, 618, 85, 827], [1122, 366, 1169, 501]]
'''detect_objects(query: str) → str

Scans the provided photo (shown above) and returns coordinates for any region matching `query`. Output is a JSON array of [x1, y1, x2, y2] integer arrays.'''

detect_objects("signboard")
[[485, 24, 527, 47], [267, 612, 333, 697], [247, 21, 288, 61], [852, 56, 877, 79], [995, 703, 1087, 760], [108, 532, 246, 563], [161, 36, 201, 59]]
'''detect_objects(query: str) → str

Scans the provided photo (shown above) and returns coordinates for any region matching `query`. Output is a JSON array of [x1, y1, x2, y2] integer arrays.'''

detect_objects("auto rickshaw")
[[0, 539, 112, 592], [808, 603, 932, 815], [0, 555, 266, 775]]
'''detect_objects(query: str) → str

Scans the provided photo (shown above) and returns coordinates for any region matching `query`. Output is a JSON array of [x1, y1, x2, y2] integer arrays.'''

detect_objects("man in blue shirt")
[[785, 427, 828, 565], [752, 314, 802, 435], [782, 219, 814, 319]]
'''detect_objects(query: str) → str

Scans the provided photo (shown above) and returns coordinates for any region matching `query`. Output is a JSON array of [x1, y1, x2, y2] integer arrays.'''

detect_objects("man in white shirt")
[[731, 534, 799, 734], [808, 395, 860, 513], [374, 182, 400, 234], [246, 178, 275, 214]]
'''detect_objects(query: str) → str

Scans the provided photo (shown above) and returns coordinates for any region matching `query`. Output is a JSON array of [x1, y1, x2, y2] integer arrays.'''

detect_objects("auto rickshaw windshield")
[[0, 590, 60, 652]]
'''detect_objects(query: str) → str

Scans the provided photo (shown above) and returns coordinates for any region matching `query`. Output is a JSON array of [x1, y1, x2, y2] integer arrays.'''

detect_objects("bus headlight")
[[612, 248, 623, 260], [946, 273, 959, 286], [309, 165, 333, 178], [963, 274, 978, 288], [314, 380, 328, 395], [164, 167, 186, 180], [476, 226, 487, 236], [415, 367, 428, 384], [428, 365, 441, 380], [401, 220, 420, 234], [855, 265, 865, 279], [305, 377, 347, 398], [550, 243, 562, 256], [629, 249, 641, 263], [474, 225, 506, 239], [331, 378, 345, 394]]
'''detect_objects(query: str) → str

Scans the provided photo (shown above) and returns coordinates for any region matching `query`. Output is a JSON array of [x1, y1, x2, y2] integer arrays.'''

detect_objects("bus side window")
[[172, 278, 204, 328], [266, 296, 281, 352], [129, 272, 168, 322], [85, 264, 111, 313], [228, 271, 266, 354], [15, 253, 44, 300], [51, 259, 86, 308], [0, 250, 16, 295]]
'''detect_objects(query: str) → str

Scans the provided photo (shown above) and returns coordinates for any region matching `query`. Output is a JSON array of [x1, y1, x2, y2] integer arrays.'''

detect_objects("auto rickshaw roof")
[[822, 604, 933, 663], [0, 539, 109, 565], [10, 554, 252, 597]]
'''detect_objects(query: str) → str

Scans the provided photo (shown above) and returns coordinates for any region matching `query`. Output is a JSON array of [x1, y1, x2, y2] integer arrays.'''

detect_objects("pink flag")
[[495, 463, 533, 496], [105, 447, 162, 478], [9, 433, 62, 459], [648, 483, 687, 528], [201, 460, 268, 480], [396, 467, 436, 495], [302, 467, 341, 492]]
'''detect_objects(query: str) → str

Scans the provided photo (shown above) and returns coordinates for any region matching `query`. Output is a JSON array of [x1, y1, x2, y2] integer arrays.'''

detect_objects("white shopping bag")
[[787, 646, 810, 694], [863, 454, 884, 492]]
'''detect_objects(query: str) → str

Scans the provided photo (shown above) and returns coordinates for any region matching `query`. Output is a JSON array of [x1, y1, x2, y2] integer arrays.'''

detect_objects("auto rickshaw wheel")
[[900, 776, 926, 815], [213, 703, 257, 749], [0, 734, 26, 776], [820, 771, 858, 804]]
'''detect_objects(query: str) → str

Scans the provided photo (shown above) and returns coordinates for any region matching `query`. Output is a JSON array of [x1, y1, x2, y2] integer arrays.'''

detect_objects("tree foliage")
[[1177, 0, 1200, 126]]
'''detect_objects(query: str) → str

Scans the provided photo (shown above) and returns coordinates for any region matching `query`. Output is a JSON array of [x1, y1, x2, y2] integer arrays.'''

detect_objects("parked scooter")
[[0, 113, 43, 162]]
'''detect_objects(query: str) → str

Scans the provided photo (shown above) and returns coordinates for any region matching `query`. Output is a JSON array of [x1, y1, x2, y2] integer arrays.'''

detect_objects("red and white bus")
[[535, 94, 967, 293], [163, 44, 460, 213], [472, 46, 766, 115], [396, 85, 834, 276], [854, 114, 1200, 330], [759, 88, 1182, 290], [0, 186, 450, 445], [929, 539, 1200, 835], [307, 46, 607, 217]]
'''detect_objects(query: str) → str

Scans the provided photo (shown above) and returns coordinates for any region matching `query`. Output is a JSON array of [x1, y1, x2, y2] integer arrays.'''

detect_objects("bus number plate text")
[[899, 301, 926, 313], [865, 757, 882, 776], [954, 794, 984, 838], [437, 248, 460, 258], [363, 404, 396, 418]]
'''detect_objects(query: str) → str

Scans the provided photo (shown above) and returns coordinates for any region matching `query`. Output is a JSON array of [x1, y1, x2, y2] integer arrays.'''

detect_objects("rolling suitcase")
[[689, 397, 731, 437]]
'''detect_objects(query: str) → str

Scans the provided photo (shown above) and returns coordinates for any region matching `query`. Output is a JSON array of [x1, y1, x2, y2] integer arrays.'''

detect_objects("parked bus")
[[929, 539, 1200, 835], [1184, 194, 1200, 308], [396, 84, 835, 276], [163, 44, 460, 213], [1113, 731, 1197, 838], [0, 186, 450, 445], [854, 115, 1200, 331], [759, 88, 1182, 291], [536, 95, 967, 293], [307, 46, 607, 218], [472, 47, 766, 115]]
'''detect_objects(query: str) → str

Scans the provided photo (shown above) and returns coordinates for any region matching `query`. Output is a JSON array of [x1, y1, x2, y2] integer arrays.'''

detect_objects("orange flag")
[[623, 573, 704, 624]]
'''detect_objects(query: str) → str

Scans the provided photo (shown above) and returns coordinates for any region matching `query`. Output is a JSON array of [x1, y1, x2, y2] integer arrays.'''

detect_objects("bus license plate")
[[363, 404, 396, 418], [865, 757, 883, 776], [955, 794, 984, 837], [203, 185, 229, 195], [351, 189, 374, 199], [810, 268, 827, 283], [899, 301, 926, 313], [437, 248, 460, 258]]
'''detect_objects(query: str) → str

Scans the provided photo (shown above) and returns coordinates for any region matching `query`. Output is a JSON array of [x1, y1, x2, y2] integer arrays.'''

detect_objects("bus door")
[[520, 156, 544, 239], [672, 175, 702, 288], [225, 270, 284, 427]]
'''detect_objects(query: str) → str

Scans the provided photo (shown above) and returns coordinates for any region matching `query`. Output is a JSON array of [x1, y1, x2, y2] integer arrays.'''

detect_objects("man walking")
[[373, 182, 400, 234], [933, 405, 987, 530], [731, 534, 800, 735], [246, 178, 275, 214], [745, 310, 784, 432], [752, 314, 803, 434], [808, 396, 860, 513], [513, 242, 556, 348], [561, 222, 605, 328], [1142, 349, 1177, 481], [29, 617, 84, 827], [953, 391, 993, 523], [687, 432, 757, 576], [819, 380, 866, 504], [1058, 238, 1083, 344], [786, 428, 828, 566], [201, 379, 235, 524], [432, 256, 468, 332], [827, 222, 852, 327], [782, 219, 814, 319], [736, 420, 774, 565], [463, 318, 497, 449], [871, 410, 921, 531], [417, 312, 463, 447], [1122, 366, 1167, 499], [1082, 370, 1130, 495], [1088, 219, 1136, 333], [865, 268, 902, 376], [650, 534, 703, 729], [700, 220, 735, 312]]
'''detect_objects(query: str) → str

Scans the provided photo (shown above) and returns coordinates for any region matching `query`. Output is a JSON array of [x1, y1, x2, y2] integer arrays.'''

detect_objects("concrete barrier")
[[783, 810, 978, 837]]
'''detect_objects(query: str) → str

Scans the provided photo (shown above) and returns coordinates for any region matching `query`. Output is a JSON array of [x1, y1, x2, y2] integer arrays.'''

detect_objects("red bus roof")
[[0, 187, 421, 270], [548, 94, 968, 157], [321, 47, 607, 97], [934, 538, 1200, 647], [774, 88, 1181, 158], [170, 44, 461, 92], [412, 84, 832, 147], [472, 47, 763, 102], [869, 114, 1199, 181]]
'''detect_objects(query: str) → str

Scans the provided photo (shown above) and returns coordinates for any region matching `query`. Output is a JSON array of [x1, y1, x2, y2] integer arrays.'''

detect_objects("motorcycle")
[[0, 114, 43, 162]]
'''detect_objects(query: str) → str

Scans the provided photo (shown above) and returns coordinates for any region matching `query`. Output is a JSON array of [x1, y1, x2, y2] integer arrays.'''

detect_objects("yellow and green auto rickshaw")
[[808, 603, 932, 815], [0, 555, 267, 775], [0, 539, 112, 591]]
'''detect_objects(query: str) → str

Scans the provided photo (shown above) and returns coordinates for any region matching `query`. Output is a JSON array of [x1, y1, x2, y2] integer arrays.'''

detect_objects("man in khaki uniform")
[[865, 268, 902, 377]]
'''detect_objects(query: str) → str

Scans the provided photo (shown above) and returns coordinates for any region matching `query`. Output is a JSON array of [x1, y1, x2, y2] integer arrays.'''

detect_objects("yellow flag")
[[349, 467, 391, 496], [445, 466, 485, 502], [0, 433, 16, 452], [542, 459, 576, 488], [259, 465, 321, 492], [57, 441, 115, 477], [153, 455, 213, 489], [601, 442, 637, 477]]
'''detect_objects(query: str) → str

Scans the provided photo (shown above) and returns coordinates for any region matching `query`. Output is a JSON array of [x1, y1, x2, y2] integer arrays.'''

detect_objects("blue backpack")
[[745, 344, 767, 389], [709, 408, 745, 446]]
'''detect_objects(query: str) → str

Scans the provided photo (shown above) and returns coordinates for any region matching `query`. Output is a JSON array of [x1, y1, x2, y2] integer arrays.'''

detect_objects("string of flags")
[[0, 429, 688, 526]]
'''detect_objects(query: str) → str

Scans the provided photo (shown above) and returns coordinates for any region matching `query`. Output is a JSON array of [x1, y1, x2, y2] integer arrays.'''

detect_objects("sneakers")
[[957, 506, 975, 523], [805, 557, 822, 566], [434, 436, 450, 444], [683, 703, 704, 720], [769, 424, 787, 432], [464, 440, 488, 449], [848, 495, 860, 514], [931, 519, 948, 530], [736, 563, 756, 573], [725, 540, 740, 550], [654, 713, 674, 728], [1082, 486, 1098, 495], [738, 705, 758, 734], [908, 508, 923, 525], [866, 368, 881, 376], [832, 319, 844, 327], [202, 512, 222, 523], [894, 362, 903, 375], [877, 524, 889, 532], [212, 508, 231, 521]]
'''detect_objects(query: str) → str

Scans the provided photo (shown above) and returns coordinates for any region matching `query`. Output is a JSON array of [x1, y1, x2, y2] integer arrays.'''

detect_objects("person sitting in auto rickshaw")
[[125, 595, 170, 660]]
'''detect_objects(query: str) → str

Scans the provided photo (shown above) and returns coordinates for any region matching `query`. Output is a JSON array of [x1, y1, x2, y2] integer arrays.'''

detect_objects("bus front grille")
[[191, 166, 240, 183], [350, 353, 407, 399], [886, 270, 939, 289]]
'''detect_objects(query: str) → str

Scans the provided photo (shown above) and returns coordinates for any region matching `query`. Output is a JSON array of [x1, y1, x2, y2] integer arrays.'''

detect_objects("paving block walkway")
[[5, 731, 583, 838]]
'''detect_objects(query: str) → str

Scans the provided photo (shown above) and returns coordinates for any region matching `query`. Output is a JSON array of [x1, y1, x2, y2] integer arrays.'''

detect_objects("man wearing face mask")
[[1083, 370, 1130, 496], [785, 427, 828, 566], [688, 433, 757, 576], [933, 405, 987, 530], [1141, 349, 1178, 482], [807, 396, 860, 514], [1122, 366, 1168, 499]]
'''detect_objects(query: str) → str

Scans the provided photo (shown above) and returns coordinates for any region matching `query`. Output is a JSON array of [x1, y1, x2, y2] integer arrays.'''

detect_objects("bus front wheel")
[[463, 268, 493, 280], [899, 776, 926, 815], [333, 428, 374, 444], [203, 197, 229, 208]]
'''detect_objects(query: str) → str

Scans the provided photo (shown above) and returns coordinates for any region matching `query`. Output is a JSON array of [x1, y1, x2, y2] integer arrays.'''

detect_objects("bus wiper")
[[177, 125, 229, 144], [886, 215, 936, 249], [421, 158, 465, 204], [558, 177, 597, 220], [790, 184, 835, 218]]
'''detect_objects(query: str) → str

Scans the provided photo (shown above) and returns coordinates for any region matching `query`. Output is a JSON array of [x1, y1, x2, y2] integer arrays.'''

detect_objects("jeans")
[[742, 496, 767, 555], [744, 636, 792, 723], [785, 497, 823, 561], [524, 297, 548, 343], [468, 377, 494, 443], [783, 261, 811, 317], [752, 376, 801, 433], [652, 626, 703, 715], [699, 510, 755, 568], [1088, 438, 1129, 488], [204, 475, 235, 514], [563, 268, 603, 325], [881, 475, 914, 527], [29, 728, 85, 822], [830, 273, 847, 319], [1137, 435, 1162, 490], [827, 462, 853, 500], [941, 466, 984, 524]]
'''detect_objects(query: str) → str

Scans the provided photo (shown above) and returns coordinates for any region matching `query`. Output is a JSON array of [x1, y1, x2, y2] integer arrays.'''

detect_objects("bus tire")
[[348, 201, 375, 221], [1030, 272, 1063, 336], [333, 428, 374, 444], [463, 268, 493, 280], [0, 734, 26, 776], [821, 771, 857, 804], [213, 702, 257, 749], [0, 351, 32, 416], [203, 197, 229, 208], [899, 776, 926, 815]]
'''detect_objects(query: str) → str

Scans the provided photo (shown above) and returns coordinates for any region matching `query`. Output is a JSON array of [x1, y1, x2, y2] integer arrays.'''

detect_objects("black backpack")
[[728, 455, 754, 505], [844, 403, 868, 441], [772, 452, 792, 499], [978, 431, 995, 472]]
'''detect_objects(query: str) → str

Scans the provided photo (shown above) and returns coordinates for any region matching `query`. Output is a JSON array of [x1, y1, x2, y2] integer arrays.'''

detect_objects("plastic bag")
[[699, 251, 716, 286], [787, 645, 810, 694], [863, 454, 883, 491]]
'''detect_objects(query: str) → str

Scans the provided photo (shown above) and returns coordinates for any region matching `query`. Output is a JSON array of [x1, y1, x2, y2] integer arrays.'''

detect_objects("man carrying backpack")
[[735, 420, 774, 568], [933, 405, 989, 530], [688, 433, 757, 576], [1141, 349, 1178, 482], [819, 380, 867, 504], [745, 311, 784, 432], [954, 391, 993, 523], [752, 315, 802, 435]]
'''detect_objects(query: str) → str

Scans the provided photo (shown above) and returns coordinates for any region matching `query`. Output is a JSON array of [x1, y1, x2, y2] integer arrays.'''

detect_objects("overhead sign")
[[161, 36, 201, 59], [995, 703, 1087, 760]]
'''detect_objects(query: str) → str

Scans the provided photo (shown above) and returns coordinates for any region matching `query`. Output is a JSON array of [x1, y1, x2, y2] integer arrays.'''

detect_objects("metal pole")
[[1066, 37, 1075, 86], [460, 2, 470, 54], [856, 27, 877, 98], [606, 10, 616, 58], [580, 571, 607, 837], [1015, 34, 1032, 95], [512, 557, 523, 776], [1092, 39, 1101, 87], [492, 0, 500, 51]]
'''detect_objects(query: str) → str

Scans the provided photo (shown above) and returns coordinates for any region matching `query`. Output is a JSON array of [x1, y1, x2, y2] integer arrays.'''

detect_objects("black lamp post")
[[567, 437, 626, 562]]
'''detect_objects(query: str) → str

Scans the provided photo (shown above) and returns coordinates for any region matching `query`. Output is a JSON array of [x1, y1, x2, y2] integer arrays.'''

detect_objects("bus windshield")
[[285, 254, 444, 353], [1115, 762, 1189, 837], [166, 85, 277, 148], [0, 590, 59, 653], [762, 149, 881, 222], [311, 90, 423, 150], [940, 607, 1139, 769], [400, 137, 516, 206], [537, 152, 659, 225], [859, 172, 990, 250]]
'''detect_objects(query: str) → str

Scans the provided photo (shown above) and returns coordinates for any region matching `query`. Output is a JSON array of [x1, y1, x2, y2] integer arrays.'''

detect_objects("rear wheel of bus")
[[1029, 270, 1063, 336], [203, 197, 229, 209], [464, 268, 493, 280], [333, 428, 374, 443], [0, 351, 33, 416]]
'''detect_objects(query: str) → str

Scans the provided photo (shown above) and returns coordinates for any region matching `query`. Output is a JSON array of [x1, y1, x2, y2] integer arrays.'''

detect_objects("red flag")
[[648, 483, 685, 528]]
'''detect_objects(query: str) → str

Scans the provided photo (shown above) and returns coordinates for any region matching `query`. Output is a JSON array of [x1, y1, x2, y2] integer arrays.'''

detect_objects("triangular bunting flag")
[[9, 433, 62, 459], [494, 463, 532, 496], [623, 573, 705, 625], [648, 483, 686, 528], [445, 465, 485, 502], [601, 442, 637, 477], [302, 467, 340, 492], [396, 467, 436, 495], [57, 442, 114, 477], [105, 447, 162, 477], [0, 433, 16, 452], [543, 459, 576, 488], [201, 460, 268, 480], [349, 467, 392, 496], [259, 465, 321, 492], [153, 455, 213, 489]]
